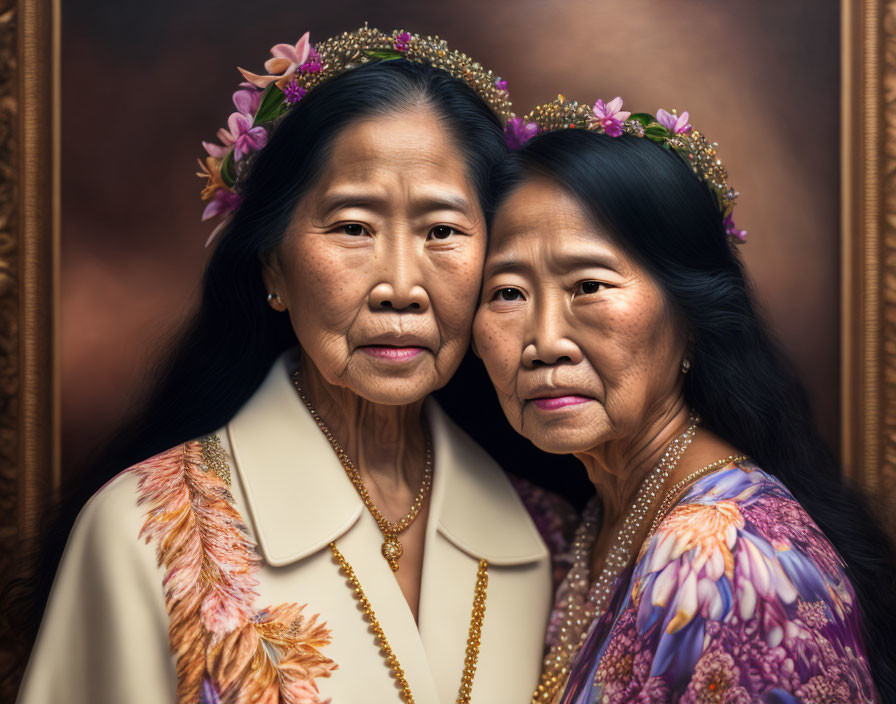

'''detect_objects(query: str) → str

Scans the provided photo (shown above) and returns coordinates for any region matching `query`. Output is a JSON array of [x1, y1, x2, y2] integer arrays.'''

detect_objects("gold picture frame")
[[841, 0, 896, 533], [0, 0, 892, 697]]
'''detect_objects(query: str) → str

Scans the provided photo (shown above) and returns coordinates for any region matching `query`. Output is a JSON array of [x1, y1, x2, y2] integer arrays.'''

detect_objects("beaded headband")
[[506, 95, 746, 244], [197, 25, 515, 243]]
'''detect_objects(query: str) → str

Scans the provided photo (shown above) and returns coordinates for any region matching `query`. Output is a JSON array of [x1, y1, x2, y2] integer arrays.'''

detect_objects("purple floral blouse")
[[555, 461, 878, 704]]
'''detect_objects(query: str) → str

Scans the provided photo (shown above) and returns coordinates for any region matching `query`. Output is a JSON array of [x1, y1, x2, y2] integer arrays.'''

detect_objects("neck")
[[299, 356, 426, 494], [575, 398, 691, 529]]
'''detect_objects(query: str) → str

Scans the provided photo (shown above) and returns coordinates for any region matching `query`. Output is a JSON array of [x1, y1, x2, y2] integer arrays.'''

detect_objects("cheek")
[[473, 311, 522, 395], [283, 239, 369, 333], [429, 243, 486, 336], [582, 294, 680, 405]]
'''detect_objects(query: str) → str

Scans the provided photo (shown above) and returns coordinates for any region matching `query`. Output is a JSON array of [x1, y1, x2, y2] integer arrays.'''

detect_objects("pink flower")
[[232, 82, 262, 117], [593, 97, 631, 137], [203, 112, 267, 162], [394, 31, 411, 53], [495, 78, 509, 93], [724, 213, 747, 242], [202, 188, 242, 222], [656, 108, 692, 134], [505, 116, 539, 150], [238, 32, 311, 89]]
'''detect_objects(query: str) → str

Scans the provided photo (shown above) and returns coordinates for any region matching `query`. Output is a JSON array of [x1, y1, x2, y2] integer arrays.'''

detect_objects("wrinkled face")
[[262, 106, 487, 405], [473, 177, 687, 454]]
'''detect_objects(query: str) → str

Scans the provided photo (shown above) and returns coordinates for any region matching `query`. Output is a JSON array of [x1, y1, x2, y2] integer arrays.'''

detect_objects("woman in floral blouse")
[[473, 101, 896, 702]]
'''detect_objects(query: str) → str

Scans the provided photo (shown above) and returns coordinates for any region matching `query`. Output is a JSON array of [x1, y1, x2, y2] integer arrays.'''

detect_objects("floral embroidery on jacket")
[[134, 438, 337, 704], [556, 462, 877, 704]]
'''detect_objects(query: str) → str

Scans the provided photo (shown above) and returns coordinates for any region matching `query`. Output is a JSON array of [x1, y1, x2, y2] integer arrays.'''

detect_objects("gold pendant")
[[382, 535, 403, 572]]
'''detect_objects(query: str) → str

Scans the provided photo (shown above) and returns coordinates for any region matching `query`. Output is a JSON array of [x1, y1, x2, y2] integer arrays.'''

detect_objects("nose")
[[521, 300, 582, 367], [369, 238, 430, 312]]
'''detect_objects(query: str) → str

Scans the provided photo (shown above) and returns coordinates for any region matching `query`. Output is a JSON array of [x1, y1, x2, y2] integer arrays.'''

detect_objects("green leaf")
[[253, 83, 290, 125], [644, 125, 671, 142], [363, 48, 403, 61], [629, 113, 654, 128], [221, 152, 236, 188]]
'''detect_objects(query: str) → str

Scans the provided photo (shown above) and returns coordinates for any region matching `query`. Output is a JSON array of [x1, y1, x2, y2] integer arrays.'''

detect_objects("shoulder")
[[507, 475, 578, 558], [426, 400, 552, 565], [73, 438, 230, 563], [70, 467, 147, 553], [598, 462, 877, 702]]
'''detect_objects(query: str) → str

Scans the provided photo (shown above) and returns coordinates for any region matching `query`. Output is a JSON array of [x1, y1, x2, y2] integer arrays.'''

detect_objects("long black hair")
[[483, 128, 896, 700], [14, 58, 508, 668]]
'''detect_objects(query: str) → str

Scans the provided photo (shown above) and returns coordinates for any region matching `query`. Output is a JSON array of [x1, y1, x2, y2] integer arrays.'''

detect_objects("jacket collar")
[[227, 349, 547, 567]]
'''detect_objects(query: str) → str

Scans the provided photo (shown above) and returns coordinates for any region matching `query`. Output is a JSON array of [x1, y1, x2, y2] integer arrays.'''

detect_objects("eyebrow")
[[316, 193, 387, 218], [484, 250, 621, 278], [315, 191, 474, 219], [550, 251, 621, 273], [484, 255, 526, 279]]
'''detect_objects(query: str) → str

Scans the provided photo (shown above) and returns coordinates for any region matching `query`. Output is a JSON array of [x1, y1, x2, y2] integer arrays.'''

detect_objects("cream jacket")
[[18, 351, 552, 703]]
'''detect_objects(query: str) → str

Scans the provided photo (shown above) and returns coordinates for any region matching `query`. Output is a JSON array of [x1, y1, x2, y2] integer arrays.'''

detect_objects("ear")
[[260, 251, 288, 312]]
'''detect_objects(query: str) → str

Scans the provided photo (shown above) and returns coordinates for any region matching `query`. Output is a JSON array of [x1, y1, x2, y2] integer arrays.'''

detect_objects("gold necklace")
[[532, 415, 699, 704], [329, 542, 488, 704], [292, 368, 434, 571], [647, 454, 748, 537]]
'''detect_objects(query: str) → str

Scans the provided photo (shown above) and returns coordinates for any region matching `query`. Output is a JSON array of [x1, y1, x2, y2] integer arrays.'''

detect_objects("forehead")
[[318, 106, 472, 190], [488, 177, 622, 264]]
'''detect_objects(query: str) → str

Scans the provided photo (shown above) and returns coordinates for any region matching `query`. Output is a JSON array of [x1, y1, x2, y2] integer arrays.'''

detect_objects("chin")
[[351, 375, 437, 407], [529, 431, 601, 456], [519, 410, 607, 455]]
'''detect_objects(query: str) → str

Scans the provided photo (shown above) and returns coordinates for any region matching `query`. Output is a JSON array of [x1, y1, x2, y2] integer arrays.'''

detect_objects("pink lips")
[[361, 346, 425, 361], [531, 395, 592, 411]]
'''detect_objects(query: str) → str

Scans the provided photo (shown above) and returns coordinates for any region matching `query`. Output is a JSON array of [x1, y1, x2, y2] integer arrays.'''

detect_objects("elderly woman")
[[17, 29, 553, 704], [473, 98, 896, 702]]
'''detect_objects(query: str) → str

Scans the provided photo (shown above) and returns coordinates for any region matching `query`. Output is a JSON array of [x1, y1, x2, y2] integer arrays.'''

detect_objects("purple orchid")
[[210, 112, 267, 161], [201, 188, 242, 222], [505, 116, 539, 150], [495, 78, 509, 93], [724, 212, 748, 242], [593, 97, 631, 137], [656, 108, 692, 134], [232, 82, 262, 117], [394, 31, 411, 53], [283, 79, 307, 105]]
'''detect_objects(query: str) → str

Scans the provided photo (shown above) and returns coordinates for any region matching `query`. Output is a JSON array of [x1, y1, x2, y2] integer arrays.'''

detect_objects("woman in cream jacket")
[[18, 30, 552, 704]]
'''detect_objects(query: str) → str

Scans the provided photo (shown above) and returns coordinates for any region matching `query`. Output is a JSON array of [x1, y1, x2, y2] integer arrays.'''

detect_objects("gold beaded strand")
[[329, 543, 488, 704], [292, 368, 433, 571], [532, 415, 700, 704], [647, 454, 748, 537]]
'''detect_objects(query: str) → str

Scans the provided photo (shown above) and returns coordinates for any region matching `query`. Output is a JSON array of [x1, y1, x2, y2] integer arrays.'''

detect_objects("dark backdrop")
[[61, 0, 840, 497]]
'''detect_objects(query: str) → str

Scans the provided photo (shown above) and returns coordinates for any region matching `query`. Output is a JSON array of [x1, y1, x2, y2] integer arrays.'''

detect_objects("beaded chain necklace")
[[291, 368, 433, 572], [646, 453, 748, 538], [290, 368, 487, 703], [532, 416, 699, 704]]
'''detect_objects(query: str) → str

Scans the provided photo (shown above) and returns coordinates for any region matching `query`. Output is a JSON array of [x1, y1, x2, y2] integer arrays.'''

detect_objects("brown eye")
[[340, 223, 367, 236], [429, 225, 457, 240], [577, 281, 605, 295], [495, 288, 523, 301]]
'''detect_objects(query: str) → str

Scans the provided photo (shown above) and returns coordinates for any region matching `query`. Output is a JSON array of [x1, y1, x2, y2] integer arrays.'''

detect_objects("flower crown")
[[506, 96, 746, 243], [197, 25, 516, 243]]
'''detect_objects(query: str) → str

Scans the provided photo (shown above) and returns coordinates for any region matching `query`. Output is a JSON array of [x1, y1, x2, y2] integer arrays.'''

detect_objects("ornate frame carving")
[[0, 0, 893, 696], [841, 0, 896, 534], [0, 0, 59, 698]]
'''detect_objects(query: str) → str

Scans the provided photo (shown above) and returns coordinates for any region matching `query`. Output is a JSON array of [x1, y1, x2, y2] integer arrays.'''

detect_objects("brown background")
[[61, 0, 840, 479]]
